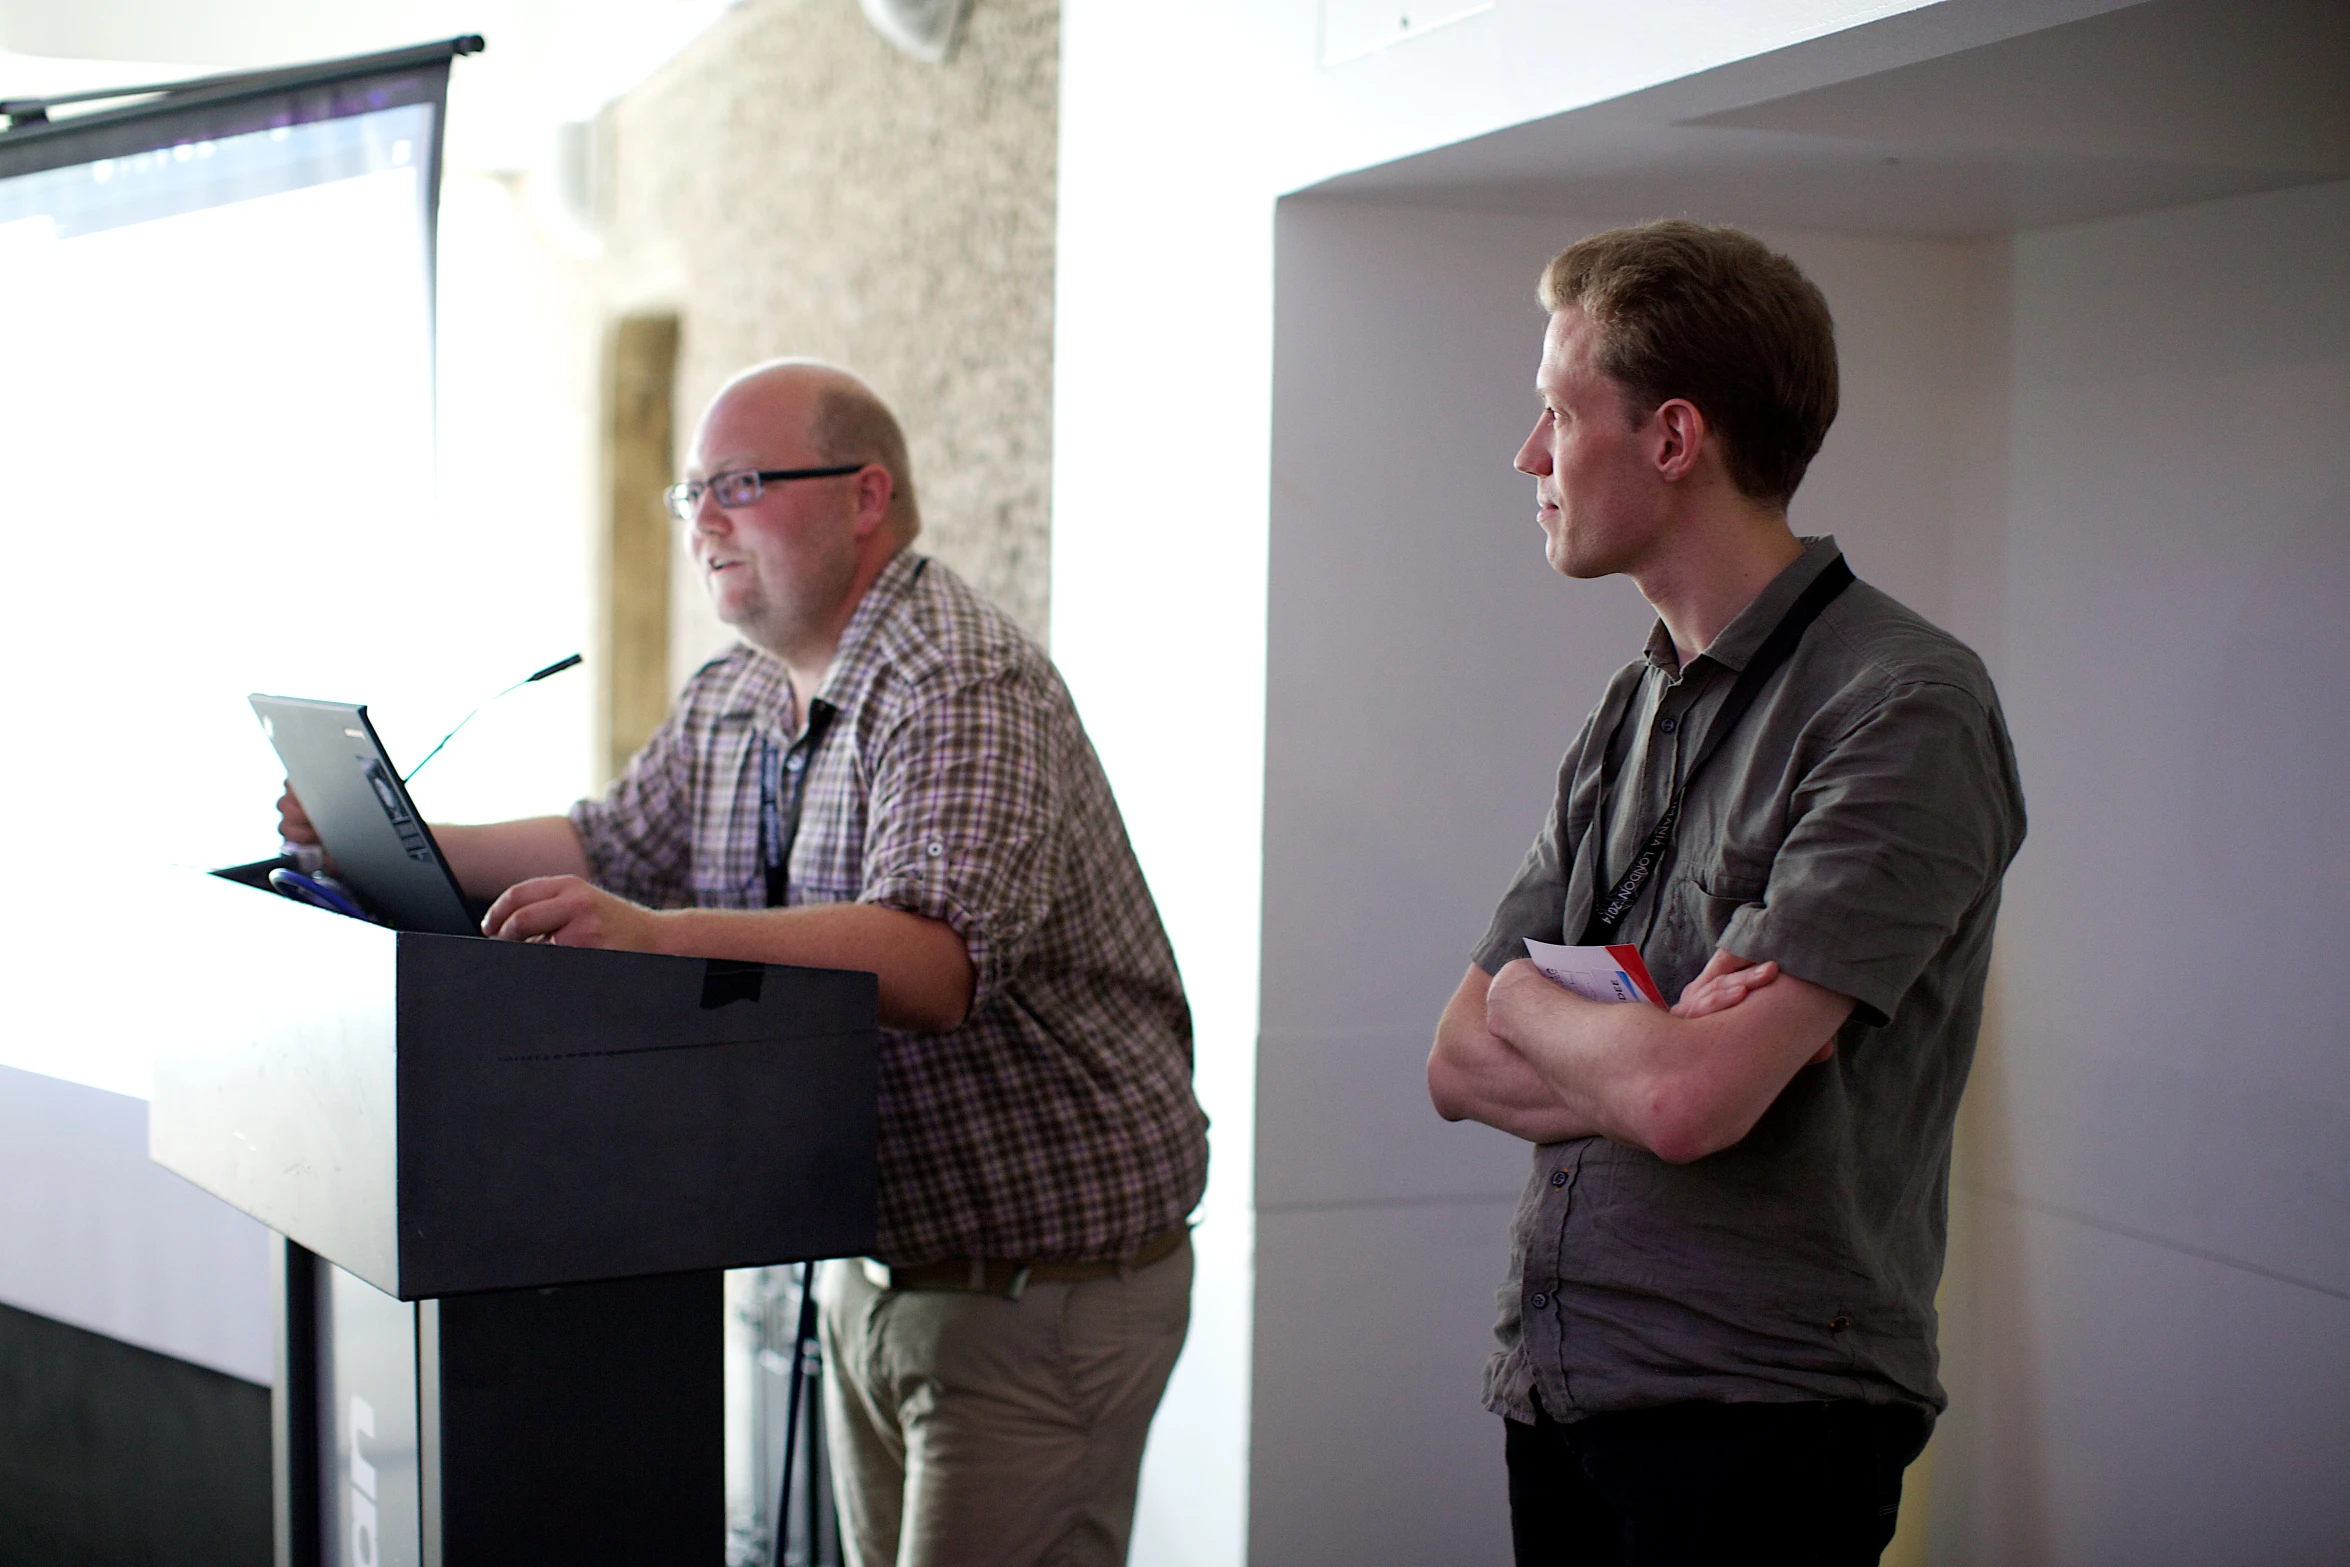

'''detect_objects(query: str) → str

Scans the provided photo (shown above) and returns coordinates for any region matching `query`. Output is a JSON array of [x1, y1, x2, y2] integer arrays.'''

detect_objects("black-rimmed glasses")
[[664, 464, 864, 522]]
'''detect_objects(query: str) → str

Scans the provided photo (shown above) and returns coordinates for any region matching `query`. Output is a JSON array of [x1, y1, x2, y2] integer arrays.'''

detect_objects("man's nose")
[[1514, 421, 1550, 477], [693, 487, 731, 533]]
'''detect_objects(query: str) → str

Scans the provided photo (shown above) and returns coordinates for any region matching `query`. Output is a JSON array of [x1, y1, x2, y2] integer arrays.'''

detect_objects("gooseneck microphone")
[[402, 653, 584, 783]]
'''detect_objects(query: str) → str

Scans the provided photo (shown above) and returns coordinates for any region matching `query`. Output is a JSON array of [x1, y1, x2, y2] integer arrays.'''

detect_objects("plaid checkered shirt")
[[571, 549, 1208, 1265]]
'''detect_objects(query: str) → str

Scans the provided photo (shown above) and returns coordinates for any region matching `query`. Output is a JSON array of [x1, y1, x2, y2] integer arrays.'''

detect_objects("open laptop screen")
[[251, 694, 476, 936]]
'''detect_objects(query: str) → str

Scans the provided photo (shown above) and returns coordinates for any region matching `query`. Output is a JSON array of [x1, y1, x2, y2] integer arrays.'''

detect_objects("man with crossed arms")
[[285, 360, 1206, 1566], [1428, 222, 2025, 1563]]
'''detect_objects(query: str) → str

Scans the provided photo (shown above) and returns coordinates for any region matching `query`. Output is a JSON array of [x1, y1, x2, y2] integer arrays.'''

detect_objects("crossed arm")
[[277, 790, 974, 1032], [1426, 951, 1855, 1162]]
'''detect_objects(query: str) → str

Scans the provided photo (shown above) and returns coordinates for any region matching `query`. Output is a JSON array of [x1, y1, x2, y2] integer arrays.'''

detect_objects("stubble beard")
[[723, 538, 863, 667]]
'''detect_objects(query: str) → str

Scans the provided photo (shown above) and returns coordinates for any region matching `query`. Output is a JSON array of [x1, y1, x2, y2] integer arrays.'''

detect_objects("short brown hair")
[[1539, 221, 1837, 508], [809, 380, 922, 541]]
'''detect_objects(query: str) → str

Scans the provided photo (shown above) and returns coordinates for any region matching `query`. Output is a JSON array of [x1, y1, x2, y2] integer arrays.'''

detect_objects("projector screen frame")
[[0, 36, 482, 177], [0, 37, 479, 300]]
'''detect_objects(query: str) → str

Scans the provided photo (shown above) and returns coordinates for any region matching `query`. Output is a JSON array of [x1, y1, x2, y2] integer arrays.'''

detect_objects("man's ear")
[[1652, 398, 1708, 483], [852, 464, 895, 538]]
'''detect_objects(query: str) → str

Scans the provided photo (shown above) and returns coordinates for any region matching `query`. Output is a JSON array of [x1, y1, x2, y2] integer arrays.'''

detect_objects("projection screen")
[[0, 41, 479, 1092]]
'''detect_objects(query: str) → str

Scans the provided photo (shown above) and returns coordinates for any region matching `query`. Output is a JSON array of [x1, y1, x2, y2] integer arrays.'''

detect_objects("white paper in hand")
[[1524, 939, 1666, 1007]]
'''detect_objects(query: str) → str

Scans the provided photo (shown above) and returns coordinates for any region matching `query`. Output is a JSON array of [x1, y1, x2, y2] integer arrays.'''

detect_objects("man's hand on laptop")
[[481, 874, 661, 951], [275, 782, 336, 873]]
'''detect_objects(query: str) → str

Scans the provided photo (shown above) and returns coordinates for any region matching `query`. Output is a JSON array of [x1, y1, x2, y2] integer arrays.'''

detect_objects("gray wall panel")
[[1248, 1200, 1517, 1567], [1936, 1189, 2350, 1565], [1991, 179, 2350, 1301], [1257, 1026, 1529, 1211]]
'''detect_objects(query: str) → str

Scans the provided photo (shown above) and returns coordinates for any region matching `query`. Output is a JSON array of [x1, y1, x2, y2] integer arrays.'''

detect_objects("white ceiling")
[[1303, 0, 2350, 238], [0, 0, 742, 173]]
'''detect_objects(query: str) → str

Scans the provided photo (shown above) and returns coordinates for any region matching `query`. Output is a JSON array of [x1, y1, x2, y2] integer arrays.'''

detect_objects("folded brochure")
[[1523, 938, 1665, 1007]]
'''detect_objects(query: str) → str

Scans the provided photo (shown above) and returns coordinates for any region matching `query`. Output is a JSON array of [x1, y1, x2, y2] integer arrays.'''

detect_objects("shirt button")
[[926, 843, 944, 857], [785, 753, 806, 773], [1549, 1170, 1568, 1189], [1659, 716, 1678, 734], [1530, 1292, 1549, 1310]]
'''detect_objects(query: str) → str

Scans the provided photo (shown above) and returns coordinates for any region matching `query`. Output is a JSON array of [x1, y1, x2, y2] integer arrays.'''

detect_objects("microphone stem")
[[402, 654, 582, 784]]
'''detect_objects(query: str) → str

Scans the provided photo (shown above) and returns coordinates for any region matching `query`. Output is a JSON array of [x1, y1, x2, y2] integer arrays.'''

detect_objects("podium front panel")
[[153, 872, 879, 1299], [393, 937, 877, 1298], [152, 871, 402, 1287]]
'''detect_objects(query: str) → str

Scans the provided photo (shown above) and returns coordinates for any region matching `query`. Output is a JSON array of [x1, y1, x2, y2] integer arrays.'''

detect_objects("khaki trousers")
[[816, 1235, 1192, 1567]]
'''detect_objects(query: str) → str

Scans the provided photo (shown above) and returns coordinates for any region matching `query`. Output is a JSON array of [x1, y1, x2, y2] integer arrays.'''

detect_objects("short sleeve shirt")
[[571, 550, 1210, 1265], [1470, 537, 2026, 1422]]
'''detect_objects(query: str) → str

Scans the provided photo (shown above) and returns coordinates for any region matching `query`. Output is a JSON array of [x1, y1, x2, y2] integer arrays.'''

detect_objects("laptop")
[[249, 694, 477, 936]]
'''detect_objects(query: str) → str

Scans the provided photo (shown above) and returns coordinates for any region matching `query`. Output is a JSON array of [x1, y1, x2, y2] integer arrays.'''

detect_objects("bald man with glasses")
[[281, 360, 1207, 1567]]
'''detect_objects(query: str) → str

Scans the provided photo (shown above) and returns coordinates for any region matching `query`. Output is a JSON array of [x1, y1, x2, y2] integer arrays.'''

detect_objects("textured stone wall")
[[597, 0, 1060, 674]]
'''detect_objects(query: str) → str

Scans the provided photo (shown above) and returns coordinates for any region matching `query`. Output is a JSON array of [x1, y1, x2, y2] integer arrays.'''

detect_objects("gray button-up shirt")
[[1471, 536, 2026, 1423]]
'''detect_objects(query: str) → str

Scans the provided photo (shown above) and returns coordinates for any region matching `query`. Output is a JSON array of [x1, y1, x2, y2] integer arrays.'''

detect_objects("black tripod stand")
[[770, 1261, 842, 1567]]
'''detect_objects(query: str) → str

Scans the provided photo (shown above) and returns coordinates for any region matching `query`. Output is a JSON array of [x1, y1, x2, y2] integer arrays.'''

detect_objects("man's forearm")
[[1493, 985, 1706, 1157], [648, 902, 975, 1033], [1484, 958, 1853, 1164], [1428, 965, 1602, 1144], [479, 869, 977, 1033], [433, 816, 590, 900]]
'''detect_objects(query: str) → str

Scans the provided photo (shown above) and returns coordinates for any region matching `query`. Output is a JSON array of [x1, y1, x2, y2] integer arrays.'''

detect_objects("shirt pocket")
[[1688, 844, 1773, 946]]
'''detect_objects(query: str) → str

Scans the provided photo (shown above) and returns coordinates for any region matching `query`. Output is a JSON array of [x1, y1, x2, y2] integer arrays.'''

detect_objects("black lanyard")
[[758, 698, 837, 908], [1580, 555, 1856, 946]]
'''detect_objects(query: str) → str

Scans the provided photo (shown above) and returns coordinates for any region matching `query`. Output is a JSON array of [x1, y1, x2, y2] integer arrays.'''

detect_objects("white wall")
[[1932, 177, 2350, 1565]]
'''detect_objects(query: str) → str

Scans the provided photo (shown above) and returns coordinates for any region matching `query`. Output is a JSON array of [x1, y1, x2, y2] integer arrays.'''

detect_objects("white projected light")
[[0, 112, 434, 871], [0, 64, 582, 1096]]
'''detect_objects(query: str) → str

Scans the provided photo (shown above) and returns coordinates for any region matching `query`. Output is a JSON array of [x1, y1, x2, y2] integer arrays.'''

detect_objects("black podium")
[[147, 871, 878, 1566]]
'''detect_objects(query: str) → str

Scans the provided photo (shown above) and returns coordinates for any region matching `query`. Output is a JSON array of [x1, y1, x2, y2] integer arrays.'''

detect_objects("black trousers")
[[1505, 1398, 1930, 1567]]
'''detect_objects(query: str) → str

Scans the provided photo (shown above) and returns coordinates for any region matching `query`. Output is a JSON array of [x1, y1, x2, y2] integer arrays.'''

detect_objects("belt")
[[860, 1225, 1188, 1301]]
